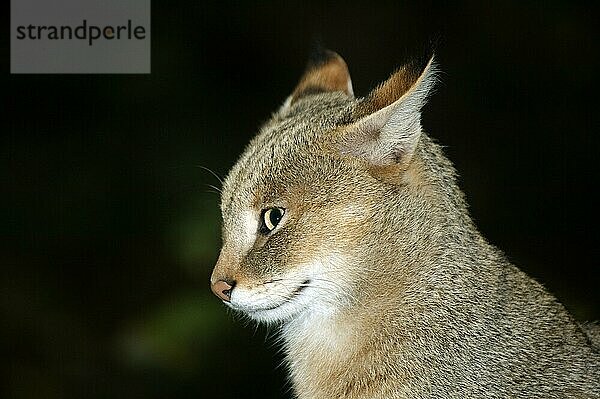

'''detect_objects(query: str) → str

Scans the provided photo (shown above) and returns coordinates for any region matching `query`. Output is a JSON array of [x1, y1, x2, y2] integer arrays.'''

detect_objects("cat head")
[[210, 49, 439, 324]]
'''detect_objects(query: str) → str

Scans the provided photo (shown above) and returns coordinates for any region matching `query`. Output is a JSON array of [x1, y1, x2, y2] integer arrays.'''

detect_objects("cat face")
[[210, 50, 436, 323]]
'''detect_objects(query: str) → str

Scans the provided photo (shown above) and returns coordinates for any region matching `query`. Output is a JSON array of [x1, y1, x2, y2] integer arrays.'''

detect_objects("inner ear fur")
[[353, 61, 425, 120]]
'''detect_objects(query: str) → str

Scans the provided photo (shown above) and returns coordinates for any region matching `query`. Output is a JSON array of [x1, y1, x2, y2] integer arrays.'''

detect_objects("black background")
[[3, 1, 598, 398]]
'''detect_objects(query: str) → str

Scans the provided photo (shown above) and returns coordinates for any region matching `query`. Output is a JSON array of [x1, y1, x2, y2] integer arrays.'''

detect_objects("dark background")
[[3, 1, 598, 398]]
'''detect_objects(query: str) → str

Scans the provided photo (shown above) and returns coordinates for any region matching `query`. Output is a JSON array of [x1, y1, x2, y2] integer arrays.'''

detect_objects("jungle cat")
[[210, 49, 600, 398]]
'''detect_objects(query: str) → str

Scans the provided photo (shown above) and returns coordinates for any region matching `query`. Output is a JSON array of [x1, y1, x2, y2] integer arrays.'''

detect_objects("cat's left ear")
[[280, 49, 354, 112], [338, 56, 438, 170]]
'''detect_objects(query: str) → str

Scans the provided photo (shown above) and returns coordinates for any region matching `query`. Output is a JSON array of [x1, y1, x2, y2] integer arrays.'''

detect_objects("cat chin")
[[245, 298, 308, 325], [232, 286, 313, 325]]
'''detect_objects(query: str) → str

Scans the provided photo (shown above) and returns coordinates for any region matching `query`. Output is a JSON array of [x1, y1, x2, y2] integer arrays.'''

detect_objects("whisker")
[[195, 164, 224, 185], [206, 183, 223, 194]]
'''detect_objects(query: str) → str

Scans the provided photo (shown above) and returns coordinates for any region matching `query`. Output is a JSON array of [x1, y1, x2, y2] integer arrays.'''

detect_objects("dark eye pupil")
[[269, 208, 282, 226]]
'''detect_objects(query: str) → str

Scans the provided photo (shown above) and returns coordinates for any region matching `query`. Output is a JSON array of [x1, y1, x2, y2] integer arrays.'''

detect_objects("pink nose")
[[211, 280, 234, 302]]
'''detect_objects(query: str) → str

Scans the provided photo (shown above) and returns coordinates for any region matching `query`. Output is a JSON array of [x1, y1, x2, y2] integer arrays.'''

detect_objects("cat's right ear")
[[279, 49, 354, 113]]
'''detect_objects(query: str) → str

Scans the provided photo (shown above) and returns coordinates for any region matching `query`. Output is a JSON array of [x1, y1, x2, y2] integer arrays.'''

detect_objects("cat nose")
[[211, 280, 235, 302]]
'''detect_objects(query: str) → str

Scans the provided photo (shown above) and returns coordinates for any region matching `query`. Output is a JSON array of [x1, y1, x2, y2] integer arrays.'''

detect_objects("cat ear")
[[281, 49, 354, 112], [339, 56, 438, 169]]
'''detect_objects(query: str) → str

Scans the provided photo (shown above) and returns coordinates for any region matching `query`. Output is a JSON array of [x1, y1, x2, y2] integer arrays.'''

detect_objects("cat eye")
[[260, 207, 285, 234]]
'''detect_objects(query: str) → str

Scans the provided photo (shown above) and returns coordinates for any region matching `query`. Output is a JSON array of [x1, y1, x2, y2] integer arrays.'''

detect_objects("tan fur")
[[354, 63, 421, 119], [210, 50, 600, 398], [291, 49, 353, 102]]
